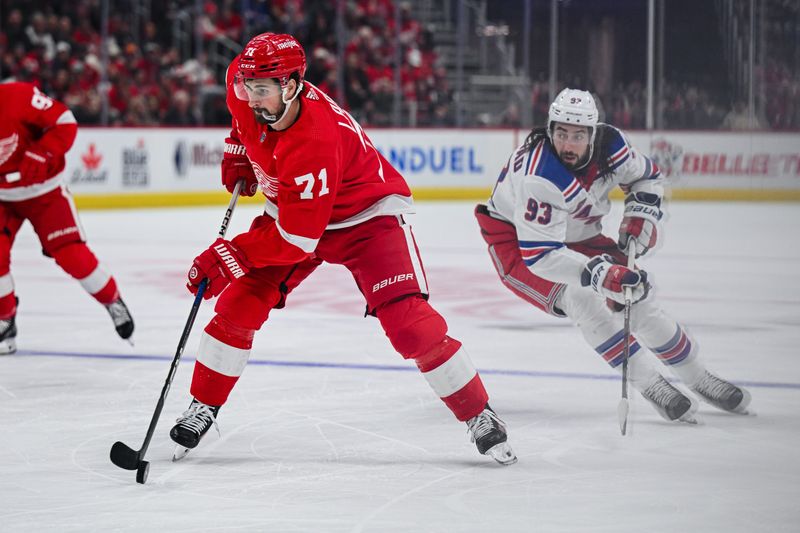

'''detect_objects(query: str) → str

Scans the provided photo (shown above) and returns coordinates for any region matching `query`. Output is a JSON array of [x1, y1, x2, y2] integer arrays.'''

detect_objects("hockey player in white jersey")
[[475, 88, 751, 423]]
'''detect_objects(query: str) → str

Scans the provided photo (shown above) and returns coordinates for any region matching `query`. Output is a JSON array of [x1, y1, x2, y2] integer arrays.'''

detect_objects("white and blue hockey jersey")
[[486, 125, 663, 287]]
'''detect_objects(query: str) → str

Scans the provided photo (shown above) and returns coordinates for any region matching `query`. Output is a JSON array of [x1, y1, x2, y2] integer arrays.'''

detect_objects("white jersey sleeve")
[[605, 126, 664, 197], [488, 139, 592, 287]]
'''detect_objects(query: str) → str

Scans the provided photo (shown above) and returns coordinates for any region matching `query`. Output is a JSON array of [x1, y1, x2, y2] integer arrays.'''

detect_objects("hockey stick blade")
[[110, 441, 141, 470], [618, 398, 629, 435]]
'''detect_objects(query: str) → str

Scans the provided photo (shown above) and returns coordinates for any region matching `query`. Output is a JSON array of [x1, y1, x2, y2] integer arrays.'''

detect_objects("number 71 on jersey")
[[294, 168, 330, 199]]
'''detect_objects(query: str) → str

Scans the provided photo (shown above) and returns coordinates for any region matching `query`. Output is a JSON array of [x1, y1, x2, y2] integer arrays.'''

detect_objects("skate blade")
[[486, 442, 518, 465], [678, 396, 701, 424], [677, 403, 700, 424], [731, 389, 753, 415], [0, 339, 17, 355], [172, 445, 191, 462]]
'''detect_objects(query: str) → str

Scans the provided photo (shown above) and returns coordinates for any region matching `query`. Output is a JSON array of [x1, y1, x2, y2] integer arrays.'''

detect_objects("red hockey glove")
[[19, 147, 60, 184], [581, 255, 650, 306], [222, 138, 258, 196], [187, 238, 251, 299], [618, 192, 663, 258]]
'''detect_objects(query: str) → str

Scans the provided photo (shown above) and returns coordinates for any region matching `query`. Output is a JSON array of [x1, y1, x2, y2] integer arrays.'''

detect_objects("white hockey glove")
[[581, 255, 650, 306], [618, 192, 663, 258]]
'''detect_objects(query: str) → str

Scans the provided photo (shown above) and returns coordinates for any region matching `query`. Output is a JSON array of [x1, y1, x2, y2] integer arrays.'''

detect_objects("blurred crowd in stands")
[[1, 0, 797, 130], [0, 0, 450, 127], [521, 60, 799, 131]]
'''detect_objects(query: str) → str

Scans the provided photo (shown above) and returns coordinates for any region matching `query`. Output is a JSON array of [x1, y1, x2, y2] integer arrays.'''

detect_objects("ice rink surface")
[[1, 199, 798, 532]]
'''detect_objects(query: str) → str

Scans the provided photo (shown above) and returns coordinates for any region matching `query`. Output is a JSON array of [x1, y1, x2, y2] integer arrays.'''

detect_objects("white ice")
[[0, 200, 798, 532]]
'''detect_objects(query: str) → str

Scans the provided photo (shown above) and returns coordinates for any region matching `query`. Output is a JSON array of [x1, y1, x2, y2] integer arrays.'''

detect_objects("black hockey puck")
[[136, 461, 150, 484]]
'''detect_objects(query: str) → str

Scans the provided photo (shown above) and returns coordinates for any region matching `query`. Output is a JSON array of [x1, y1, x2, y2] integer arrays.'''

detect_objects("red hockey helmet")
[[236, 33, 306, 84]]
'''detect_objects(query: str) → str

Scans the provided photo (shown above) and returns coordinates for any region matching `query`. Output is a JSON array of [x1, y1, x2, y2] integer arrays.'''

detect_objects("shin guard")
[[191, 316, 255, 406], [52, 242, 119, 304], [0, 272, 16, 319], [377, 296, 488, 421]]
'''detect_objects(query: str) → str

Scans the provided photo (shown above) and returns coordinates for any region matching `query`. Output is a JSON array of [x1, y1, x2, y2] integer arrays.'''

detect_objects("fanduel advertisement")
[[63, 128, 800, 195]]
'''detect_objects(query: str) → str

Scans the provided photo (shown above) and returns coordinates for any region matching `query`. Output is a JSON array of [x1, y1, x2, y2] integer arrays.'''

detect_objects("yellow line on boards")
[[72, 191, 267, 209], [71, 188, 800, 210]]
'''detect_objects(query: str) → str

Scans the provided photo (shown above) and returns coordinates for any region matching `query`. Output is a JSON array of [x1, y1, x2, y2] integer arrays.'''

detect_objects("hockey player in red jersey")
[[169, 33, 516, 465], [0, 82, 134, 354], [476, 88, 750, 424]]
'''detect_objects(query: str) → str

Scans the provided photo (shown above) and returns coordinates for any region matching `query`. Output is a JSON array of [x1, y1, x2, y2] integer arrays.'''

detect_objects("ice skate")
[[170, 399, 220, 461], [640, 375, 698, 424], [105, 298, 134, 342], [690, 371, 751, 414], [0, 313, 17, 355], [466, 405, 517, 465]]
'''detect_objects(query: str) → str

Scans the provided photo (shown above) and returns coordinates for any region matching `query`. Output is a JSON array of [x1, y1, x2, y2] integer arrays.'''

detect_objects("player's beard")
[[558, 150, 588, 170], [252, 103, 285, 125]]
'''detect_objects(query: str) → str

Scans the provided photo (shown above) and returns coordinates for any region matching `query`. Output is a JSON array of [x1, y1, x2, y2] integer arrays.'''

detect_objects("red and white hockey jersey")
[[225, 57, 414, 267], [0, 82, 78, 201], [486, 125, 664, 286]]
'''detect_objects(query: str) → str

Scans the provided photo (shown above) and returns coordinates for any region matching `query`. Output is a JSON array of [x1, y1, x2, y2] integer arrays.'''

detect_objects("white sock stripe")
[[398, 217, 428, 295], [197, 333, 251, 377], [421, 348, 477, 398], [78, 265, 111, 294], [0, 273, 14, 298]]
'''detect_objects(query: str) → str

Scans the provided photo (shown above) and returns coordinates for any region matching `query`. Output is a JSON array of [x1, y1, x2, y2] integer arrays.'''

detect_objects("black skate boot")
[[170, 399, 221, 461], [641, 375, 698, 423], [0, 313, 17, 355], [105, 298, 134, 340], [466, 404, 517, 465], [690, 371, 751, 414]]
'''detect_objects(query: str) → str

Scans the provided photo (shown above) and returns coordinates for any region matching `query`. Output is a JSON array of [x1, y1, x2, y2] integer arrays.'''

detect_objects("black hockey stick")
[[618, 239, 637, 436], [110, 181, 244, 484]]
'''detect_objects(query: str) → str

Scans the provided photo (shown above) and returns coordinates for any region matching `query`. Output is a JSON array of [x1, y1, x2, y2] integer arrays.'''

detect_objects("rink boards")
[[63, 127, 800, 208]]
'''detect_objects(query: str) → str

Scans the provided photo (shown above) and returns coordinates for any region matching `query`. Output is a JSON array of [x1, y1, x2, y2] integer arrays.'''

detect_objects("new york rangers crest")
[[650, 137, 683, 178]]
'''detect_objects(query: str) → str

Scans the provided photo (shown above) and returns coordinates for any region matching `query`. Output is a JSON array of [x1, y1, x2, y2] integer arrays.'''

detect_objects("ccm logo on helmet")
[[372, 273, 414, 293]]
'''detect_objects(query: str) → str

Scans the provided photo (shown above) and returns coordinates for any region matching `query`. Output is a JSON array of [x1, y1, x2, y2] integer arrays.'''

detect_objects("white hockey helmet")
[[547, 88, 599, 169]]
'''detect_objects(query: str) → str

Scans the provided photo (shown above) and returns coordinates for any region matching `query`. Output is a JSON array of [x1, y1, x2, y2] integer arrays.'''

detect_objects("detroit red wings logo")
[[251, 160, 278, 198], [0, 133, 19, 167]]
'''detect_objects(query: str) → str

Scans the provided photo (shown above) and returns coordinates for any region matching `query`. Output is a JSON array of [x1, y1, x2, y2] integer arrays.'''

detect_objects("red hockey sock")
[[441, 374, 488, 421], [190, 361, 240, 406], [189, 316, 255, 406], [377, 296, 488, 420], [0, 293, 16, 319], [52, 243, 119, 304], [415, 337, 487, 421]]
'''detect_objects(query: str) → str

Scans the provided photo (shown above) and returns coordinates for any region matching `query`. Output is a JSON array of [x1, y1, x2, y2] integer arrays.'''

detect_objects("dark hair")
[[270, 71, 302, 87], [521, 126, 548, 151], [522, 123, 616, 177]]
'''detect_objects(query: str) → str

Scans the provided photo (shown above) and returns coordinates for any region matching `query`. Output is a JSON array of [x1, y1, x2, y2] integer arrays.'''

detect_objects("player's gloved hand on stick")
[[581, 255, 650, 306], [187, 238, 251, 299], [222, 137, 258, 196], [19, 146, 60, 184], [618, 192, 663, 257]]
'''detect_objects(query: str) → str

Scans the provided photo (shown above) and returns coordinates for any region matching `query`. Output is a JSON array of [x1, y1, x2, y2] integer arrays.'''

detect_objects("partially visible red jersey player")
[[168, 33, 516, 467], [0, 82, 134, 354]]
